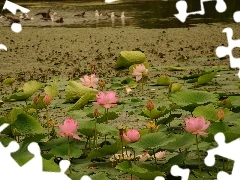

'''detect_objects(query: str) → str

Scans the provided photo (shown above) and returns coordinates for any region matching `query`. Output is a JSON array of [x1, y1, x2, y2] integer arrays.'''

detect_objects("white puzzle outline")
[[1, 0, 240, 180], [0, 123, 91, 180], [174, 0, 227, 23], [205, 132, 240, 179], [0, 0, 30, 51]]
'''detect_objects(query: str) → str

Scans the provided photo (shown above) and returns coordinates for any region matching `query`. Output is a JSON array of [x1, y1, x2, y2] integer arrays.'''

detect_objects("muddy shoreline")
[[1, 23, 238, 80]]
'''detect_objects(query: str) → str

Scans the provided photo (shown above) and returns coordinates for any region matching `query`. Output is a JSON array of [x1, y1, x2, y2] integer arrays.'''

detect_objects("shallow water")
[[0, 0, 239, 29]]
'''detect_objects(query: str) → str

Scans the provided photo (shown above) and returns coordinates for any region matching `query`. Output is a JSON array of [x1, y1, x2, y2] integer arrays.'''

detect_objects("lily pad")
[[65, 81, 98, 102], [114, 51, 146, 69], [169, 90, 219, 107]]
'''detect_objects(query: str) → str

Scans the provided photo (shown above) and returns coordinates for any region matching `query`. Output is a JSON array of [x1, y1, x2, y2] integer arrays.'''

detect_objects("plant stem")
[[133, 149, 136, 164], [68, 136, 72, 174], [195, 134, 201, 171], [94, 117, 97, 149], [121, 136, 124, 160], [106, 108, 109, 124], [153, 149, 157, 170], [46, 106, 49, 138], [141, 77, 144, 95]]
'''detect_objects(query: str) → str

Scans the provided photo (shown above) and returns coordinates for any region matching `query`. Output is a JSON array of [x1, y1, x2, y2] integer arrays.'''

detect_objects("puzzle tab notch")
[[205, 132, 240, 180], [174, 0, 227, 23]]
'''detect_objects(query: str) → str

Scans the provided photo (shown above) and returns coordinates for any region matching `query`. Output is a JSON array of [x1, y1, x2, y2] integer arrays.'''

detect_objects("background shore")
[[1, 23, 239, 80]]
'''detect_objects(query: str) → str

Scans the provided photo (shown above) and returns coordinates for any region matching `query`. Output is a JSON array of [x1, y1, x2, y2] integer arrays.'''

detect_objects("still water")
[[0, 0, 239, 29]]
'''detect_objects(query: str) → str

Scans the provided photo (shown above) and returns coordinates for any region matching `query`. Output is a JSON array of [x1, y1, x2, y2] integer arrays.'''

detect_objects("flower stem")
[[106, 108, 109, 124], [153, 149, 157, 170], [68, 136, 72, 174], [195, 134, 201, 171], [141, 77, 144, 95], [121, 136, 124, 160], [133, 149, 136, 164], [94, 117, 97, 149], [46, 106, 49, 138]]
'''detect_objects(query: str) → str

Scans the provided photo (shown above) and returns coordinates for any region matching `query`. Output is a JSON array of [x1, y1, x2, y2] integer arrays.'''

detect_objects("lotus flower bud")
[[94, 109, 100, 118], [146, 100, 154, 111], [217, 109, 225, 121], [43, 94, 51, 106]]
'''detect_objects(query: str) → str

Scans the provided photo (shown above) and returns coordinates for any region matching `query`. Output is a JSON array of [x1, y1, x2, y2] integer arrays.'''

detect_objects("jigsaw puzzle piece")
[[215, 28, 240, 78], [174, 0, 226, 23], [21, 142, 43, 174], [171, 165, 190, 180], [154, 176, 165, 180], [233, 11, 240, 23]]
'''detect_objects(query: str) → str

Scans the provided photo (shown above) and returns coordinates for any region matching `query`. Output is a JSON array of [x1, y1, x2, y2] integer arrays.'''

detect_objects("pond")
[[0, 0, 239, 29]]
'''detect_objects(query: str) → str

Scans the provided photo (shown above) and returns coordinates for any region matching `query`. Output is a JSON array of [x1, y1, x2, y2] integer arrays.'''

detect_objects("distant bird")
[[95, 10, 100, 17], [111, 12, 115, 18], [121, 12, 125, 19], [50, 12, 58, 21], [35, 9, 51, 19], [106, 12, 115, 18], [3, 15, 20, 23], [19, 13, 34, 21], [55, 17, 63, 23], [74, 12, 85, 17]]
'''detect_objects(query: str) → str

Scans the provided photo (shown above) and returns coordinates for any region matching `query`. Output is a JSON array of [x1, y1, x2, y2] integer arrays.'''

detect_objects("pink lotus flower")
[[132, 64, 148, 82], [93, 91, 119, 109], [58, 118, 81, 140], [122, 129, 140, 143], [43, 94, 51, 106], [185, 117, 210, 136], [80, 74, 99, 89], [154, 151, 166, 160]]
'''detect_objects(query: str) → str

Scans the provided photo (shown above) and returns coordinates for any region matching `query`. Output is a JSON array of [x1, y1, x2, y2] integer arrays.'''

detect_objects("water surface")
[[0, 0, 239, 29]]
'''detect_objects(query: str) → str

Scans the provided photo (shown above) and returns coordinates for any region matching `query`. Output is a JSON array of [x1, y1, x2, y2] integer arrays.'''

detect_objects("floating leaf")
[[22, 80, 42, 97], [115, 51, 146, 69], [168, 66, 186, 71], [157, 75, 171, 86], [68, 92, 95, 111], [116, 161, 165, 180], [196, 71, 216, 86], [170, 83, 183, 93], [44, 86, 58, 99], [142, 108, 163, 119], [161, 133, 195, 151], [2, 77, 15, 85], [169, 90, 219, 107], [3, 81, 42, 101], [12, 113, 43, 135], [91, 172, 110, 180], [88, 139, 122, 159], [49, 143, 82, 159], [65, 81, 98, 102], [193, 105, 218, 122], [129, 132, 167, 150]]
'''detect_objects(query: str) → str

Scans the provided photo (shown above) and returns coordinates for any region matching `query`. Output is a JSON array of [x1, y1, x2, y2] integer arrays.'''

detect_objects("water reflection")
[[0, 0, 240, 29]]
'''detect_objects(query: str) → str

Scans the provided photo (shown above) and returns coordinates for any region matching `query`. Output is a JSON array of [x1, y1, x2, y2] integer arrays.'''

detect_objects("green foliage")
[[87, 139, 122, 159], [116, 161, 165, 180], [3, 80, 42, 101], [65, 81, 98, 102], [1, 108, 43, 135], [169, 90, 219, 107], [161, 133, 195, 151], [115, 51, 146, 69], [2, 77, 15, 85], [49, 143, 83, 158], [129, 132, 168, 150], [68, 92, 95, 111], [157, 75, 171, 86], [196, 71, 217, 86]]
